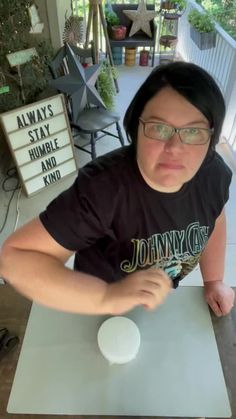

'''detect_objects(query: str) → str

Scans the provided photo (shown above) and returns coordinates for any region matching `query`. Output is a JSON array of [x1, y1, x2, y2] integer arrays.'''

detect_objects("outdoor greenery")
[[196, 0, 236, 40], [188, 9, 215, 32]]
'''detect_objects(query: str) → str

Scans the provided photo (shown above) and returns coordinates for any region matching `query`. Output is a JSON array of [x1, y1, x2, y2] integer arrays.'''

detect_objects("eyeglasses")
[[139, 118, 214, 145]]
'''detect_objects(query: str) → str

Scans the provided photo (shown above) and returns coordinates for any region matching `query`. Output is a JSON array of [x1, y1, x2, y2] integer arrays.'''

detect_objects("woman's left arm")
[[199, 208, 235, 316]]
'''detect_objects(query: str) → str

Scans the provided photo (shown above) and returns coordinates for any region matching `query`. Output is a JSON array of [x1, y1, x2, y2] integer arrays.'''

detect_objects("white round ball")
[[97, 316, 141, 365]]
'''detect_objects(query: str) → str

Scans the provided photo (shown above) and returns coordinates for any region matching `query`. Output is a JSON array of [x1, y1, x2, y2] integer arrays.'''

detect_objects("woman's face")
[[137, 86, 211, 192]]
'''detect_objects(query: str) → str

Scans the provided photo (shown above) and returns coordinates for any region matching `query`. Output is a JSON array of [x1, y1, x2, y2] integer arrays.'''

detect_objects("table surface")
[[1, 284, 236, 419]]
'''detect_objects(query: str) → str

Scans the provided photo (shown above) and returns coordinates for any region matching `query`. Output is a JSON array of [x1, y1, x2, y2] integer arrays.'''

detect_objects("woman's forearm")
[[200, 209, 226, 283], [0, 246, 108, 314]]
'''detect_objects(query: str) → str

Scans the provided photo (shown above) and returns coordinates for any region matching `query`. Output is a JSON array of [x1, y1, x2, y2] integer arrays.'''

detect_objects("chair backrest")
[[49, 43, 95, 79], [49, 42, 102, 122], [112, 4, 156, 35]]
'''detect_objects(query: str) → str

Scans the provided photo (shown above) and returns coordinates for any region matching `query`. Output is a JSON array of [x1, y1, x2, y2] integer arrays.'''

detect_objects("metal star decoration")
[[123, 0, 158, 38], [49, 44, 106, 122]]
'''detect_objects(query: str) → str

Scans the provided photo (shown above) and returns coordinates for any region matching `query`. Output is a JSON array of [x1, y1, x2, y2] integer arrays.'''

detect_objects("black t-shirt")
[[40, 145, 232, 285]]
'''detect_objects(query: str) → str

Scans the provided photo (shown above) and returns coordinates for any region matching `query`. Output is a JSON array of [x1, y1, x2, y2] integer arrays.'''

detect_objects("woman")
[[0, 61, 234, 316]]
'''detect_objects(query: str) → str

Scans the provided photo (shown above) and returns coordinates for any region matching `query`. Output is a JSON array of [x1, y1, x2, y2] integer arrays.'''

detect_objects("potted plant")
[[188, 9, 216, 50], [105, 10, 120, 27], [105, 10, 127, 40], [174, 0, 187, 11], [161, 0, 186, 12]]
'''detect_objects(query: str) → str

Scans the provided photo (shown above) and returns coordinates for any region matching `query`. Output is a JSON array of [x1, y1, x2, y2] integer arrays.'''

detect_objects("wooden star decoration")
[[123, 0, 158, 38], [49, 43, 106, 122]]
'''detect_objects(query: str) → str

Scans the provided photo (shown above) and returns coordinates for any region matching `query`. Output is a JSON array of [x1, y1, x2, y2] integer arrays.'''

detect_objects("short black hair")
[[123, 61, 225, 150]]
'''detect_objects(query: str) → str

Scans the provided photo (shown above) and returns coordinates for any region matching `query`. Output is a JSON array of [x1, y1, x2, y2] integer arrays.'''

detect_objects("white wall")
[[46, 0, 71, 50]]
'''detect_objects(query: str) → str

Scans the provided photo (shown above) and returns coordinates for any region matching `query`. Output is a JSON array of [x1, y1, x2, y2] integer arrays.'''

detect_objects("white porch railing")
[[177, 0, 236, 158]]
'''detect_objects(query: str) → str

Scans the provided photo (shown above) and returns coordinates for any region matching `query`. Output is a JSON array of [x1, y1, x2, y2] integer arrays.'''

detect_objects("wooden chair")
[[49, 44, 125, 160]]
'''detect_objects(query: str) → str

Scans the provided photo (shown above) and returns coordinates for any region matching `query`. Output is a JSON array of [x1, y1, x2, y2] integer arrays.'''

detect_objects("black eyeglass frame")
[[139, 118, 214, 145]]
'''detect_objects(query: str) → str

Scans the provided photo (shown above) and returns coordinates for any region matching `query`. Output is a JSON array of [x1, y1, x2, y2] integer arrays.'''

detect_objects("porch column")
[[46, 0, 71, 50]]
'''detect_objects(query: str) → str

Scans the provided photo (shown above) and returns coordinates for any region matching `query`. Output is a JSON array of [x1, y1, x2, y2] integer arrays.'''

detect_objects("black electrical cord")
[[0, 167, 20, 235]]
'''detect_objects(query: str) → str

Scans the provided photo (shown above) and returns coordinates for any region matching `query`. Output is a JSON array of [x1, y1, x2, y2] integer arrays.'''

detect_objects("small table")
[[0, 284, 235, 419]]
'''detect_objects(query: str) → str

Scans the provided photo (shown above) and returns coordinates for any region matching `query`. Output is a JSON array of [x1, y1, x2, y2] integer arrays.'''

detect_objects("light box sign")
[[0, 94, 78, 196]]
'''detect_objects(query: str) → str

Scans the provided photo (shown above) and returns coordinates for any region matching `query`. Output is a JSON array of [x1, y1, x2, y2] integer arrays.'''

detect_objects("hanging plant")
[[97, 61, 118, 110], [188, 9, 216, 49], [188, 9, 215, 32]]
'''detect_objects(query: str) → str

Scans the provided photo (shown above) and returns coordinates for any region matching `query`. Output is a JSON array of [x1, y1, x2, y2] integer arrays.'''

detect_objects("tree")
[[0, 0, 54, 113]]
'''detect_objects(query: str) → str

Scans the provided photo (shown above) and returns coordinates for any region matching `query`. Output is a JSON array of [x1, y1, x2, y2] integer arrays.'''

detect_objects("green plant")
[[97, 61, 118, 110], [188, 9, 215, 32], [170, 0, 187, 11], [105, 10, 120, 27]]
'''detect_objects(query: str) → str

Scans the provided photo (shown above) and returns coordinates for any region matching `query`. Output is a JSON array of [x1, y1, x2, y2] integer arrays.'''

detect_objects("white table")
[[7, 287, 231, 417]]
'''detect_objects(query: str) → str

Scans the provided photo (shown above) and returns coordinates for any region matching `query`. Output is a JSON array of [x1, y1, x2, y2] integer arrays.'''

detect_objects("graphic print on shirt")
[[120, 221, 209, 280]]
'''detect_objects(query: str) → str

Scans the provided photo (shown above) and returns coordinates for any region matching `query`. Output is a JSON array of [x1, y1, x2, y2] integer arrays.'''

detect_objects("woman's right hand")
[[102, 268, 172, 315]]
